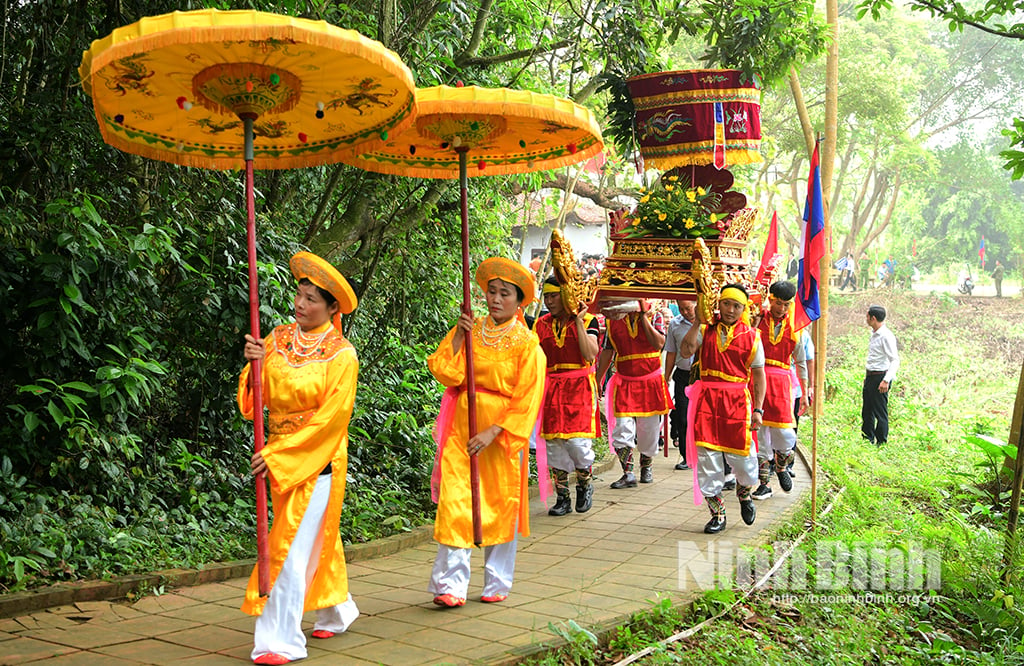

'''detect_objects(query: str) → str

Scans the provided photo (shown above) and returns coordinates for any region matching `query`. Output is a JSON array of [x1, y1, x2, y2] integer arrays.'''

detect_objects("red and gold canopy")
[[342, 85, 604, 178], [79, 8, 416, 170]]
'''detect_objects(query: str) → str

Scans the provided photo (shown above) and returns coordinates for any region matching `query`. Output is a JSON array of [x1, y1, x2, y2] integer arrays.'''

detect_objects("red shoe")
[[480, 594, 507, 603], [432, 593, 466, 607], [311, 629, 335, 639], [253, 654, 290, 665]]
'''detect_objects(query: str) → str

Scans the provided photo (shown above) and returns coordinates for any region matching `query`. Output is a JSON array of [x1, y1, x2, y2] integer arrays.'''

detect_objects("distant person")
[[992, 261, 1005, 297], [750, 282, 807, 502], [883, 257, 896, 288], [427, 258, 545, 607], [663, 300, 697, 470], [862, 305, 899, 446], [858, 251, 871, 290], [238, 252, 361, 665], [534, 277, 600, 516], [529, 255, 542, 276], [839, 252, 857, 291], [677, 284, 766, 534], [788, 327, 815, 478], [595, 300, 673, 489]]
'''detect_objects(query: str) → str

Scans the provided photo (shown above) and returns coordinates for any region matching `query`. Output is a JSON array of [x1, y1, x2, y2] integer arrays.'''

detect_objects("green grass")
[[525, 292, 1024, 665]]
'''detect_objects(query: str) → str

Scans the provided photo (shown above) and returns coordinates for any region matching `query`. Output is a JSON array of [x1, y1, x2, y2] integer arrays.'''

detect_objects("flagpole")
[[811, 133, 830, 532]]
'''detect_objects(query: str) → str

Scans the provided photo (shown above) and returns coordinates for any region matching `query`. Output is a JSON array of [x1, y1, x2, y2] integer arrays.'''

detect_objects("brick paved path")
[[0, 454, 808, 665]]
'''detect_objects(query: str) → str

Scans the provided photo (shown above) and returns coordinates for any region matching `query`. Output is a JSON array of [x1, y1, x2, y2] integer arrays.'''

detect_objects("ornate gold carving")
[[550, 230, 597, 313]]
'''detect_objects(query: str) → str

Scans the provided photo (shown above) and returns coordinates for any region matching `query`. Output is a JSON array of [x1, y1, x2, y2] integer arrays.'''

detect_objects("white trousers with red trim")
[[252, 473, 359, 661]]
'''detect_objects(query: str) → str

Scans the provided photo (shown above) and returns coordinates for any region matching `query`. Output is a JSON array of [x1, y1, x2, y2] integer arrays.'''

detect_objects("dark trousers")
[[669, 367, 691, 462], [861, 373, 889, 444]]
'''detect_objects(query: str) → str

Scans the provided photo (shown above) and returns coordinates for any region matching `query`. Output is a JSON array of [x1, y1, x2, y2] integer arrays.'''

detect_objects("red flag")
[[793, 140, 825, 332], [756, 211, 779, 284]]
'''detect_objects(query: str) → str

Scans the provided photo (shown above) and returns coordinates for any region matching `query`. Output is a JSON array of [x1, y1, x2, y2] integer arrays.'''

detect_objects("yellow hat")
[[475, 257, 535, 307], [289, 252, 358, 314]]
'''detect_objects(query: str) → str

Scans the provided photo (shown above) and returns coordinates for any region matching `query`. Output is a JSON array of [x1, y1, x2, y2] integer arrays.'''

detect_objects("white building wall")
[[517, 223, 608, 265]]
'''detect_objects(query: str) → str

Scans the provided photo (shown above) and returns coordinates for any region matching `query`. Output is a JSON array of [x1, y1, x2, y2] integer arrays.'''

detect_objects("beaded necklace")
[[480, 316, 517, 347], [291, 324, 331, 358]]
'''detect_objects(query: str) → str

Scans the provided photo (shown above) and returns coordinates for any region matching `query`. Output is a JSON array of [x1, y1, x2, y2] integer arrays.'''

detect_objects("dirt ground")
[[823, 290, 1024, 371]]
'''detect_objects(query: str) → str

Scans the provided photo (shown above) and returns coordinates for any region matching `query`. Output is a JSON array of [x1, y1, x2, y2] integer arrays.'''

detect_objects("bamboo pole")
[[811, 132, 832, 532]]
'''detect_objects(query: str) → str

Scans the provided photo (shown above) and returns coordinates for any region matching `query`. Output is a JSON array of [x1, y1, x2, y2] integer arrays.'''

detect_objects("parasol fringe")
[[91, 91, 414, 171], [645, 150, 763, 171], [343, 85, 605, 179]]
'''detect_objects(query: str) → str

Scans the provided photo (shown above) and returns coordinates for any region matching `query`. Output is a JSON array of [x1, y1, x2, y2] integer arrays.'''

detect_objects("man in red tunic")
[[534, 277, 602, 515], [678, 284, 766, 534], [751, 281, 808, 501], [595, 300, 673, 488]]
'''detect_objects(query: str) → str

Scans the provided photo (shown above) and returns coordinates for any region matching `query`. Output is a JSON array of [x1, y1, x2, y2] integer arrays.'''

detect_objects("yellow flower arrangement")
[[622, 175, 725, 239]]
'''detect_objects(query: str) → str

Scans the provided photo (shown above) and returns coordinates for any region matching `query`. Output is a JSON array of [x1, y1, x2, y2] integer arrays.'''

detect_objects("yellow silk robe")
[[428, 317, 546, 548], [237, 321, 358, 615]]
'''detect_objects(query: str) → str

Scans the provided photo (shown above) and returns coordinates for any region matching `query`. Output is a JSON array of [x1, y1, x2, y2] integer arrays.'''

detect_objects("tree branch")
[[507, 172, 631, 210], [455, 0, 495, 64], [456, 39, 572, 67]]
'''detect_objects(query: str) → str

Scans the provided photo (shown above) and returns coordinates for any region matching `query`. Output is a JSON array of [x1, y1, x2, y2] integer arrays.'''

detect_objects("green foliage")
[[1001, 117, 1024, 181]]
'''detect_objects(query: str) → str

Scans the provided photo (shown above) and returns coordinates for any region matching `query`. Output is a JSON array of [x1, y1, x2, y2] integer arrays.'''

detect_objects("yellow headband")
[[542, 283, 561, 295], [719, 287, 749, 306]]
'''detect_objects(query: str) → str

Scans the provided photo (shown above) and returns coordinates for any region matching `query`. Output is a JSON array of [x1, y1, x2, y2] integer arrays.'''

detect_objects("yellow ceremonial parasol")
[[346, 84, 603, 545], [79, 8, 416, 596]]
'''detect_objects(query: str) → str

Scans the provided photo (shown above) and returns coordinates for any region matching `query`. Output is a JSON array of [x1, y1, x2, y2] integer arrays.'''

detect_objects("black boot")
[[703, 495, 727, 534], [575, 468, 594, 513], [548, 469, 572, 515], [639, 454, 654, 484], [740, 499, 757, 525], [610, 448, 637, 489], [775, 451, 794, 492], [548, 492, 573, 516], [737, 484, 756, 525]]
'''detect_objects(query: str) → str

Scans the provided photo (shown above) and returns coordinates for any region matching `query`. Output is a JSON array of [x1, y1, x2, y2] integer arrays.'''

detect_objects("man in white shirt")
[[862, 305, 899, 446]]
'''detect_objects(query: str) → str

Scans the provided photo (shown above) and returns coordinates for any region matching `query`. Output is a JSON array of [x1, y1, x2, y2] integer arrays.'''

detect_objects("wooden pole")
[[811, 133, 831, 532], [457, 147, 483, 547], [243, 116, 270, 596]]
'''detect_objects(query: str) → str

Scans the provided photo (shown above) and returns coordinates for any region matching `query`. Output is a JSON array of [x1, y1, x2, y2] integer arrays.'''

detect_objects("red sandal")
[[432, 593, 466, 607]]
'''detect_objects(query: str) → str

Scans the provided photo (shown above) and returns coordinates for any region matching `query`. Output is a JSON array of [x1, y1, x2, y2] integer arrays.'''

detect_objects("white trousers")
[[252, 473, 360, 661], [756, 426, 797, 460], [696, 446, 759, 497], [427, 539, 518, 599], [610, 413, 662, 458], [546, 437, 595, 473]]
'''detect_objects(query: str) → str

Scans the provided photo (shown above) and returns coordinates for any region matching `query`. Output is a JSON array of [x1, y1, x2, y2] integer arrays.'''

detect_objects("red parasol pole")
[[457, 146, 483, 547], [243, 116, 271, 595]]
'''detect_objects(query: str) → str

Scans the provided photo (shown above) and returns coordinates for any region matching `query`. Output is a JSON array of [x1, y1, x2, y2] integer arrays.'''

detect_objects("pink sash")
[[429, 385, 549, 504], [533, 365, 597, 506], [604, 367, 667, 455], [684, 379, 758, 506]]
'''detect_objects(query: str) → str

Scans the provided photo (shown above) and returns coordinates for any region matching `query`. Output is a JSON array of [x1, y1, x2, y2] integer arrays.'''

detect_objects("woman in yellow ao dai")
[[427, 257, 546, 607], [237, 252, 359, 666]]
